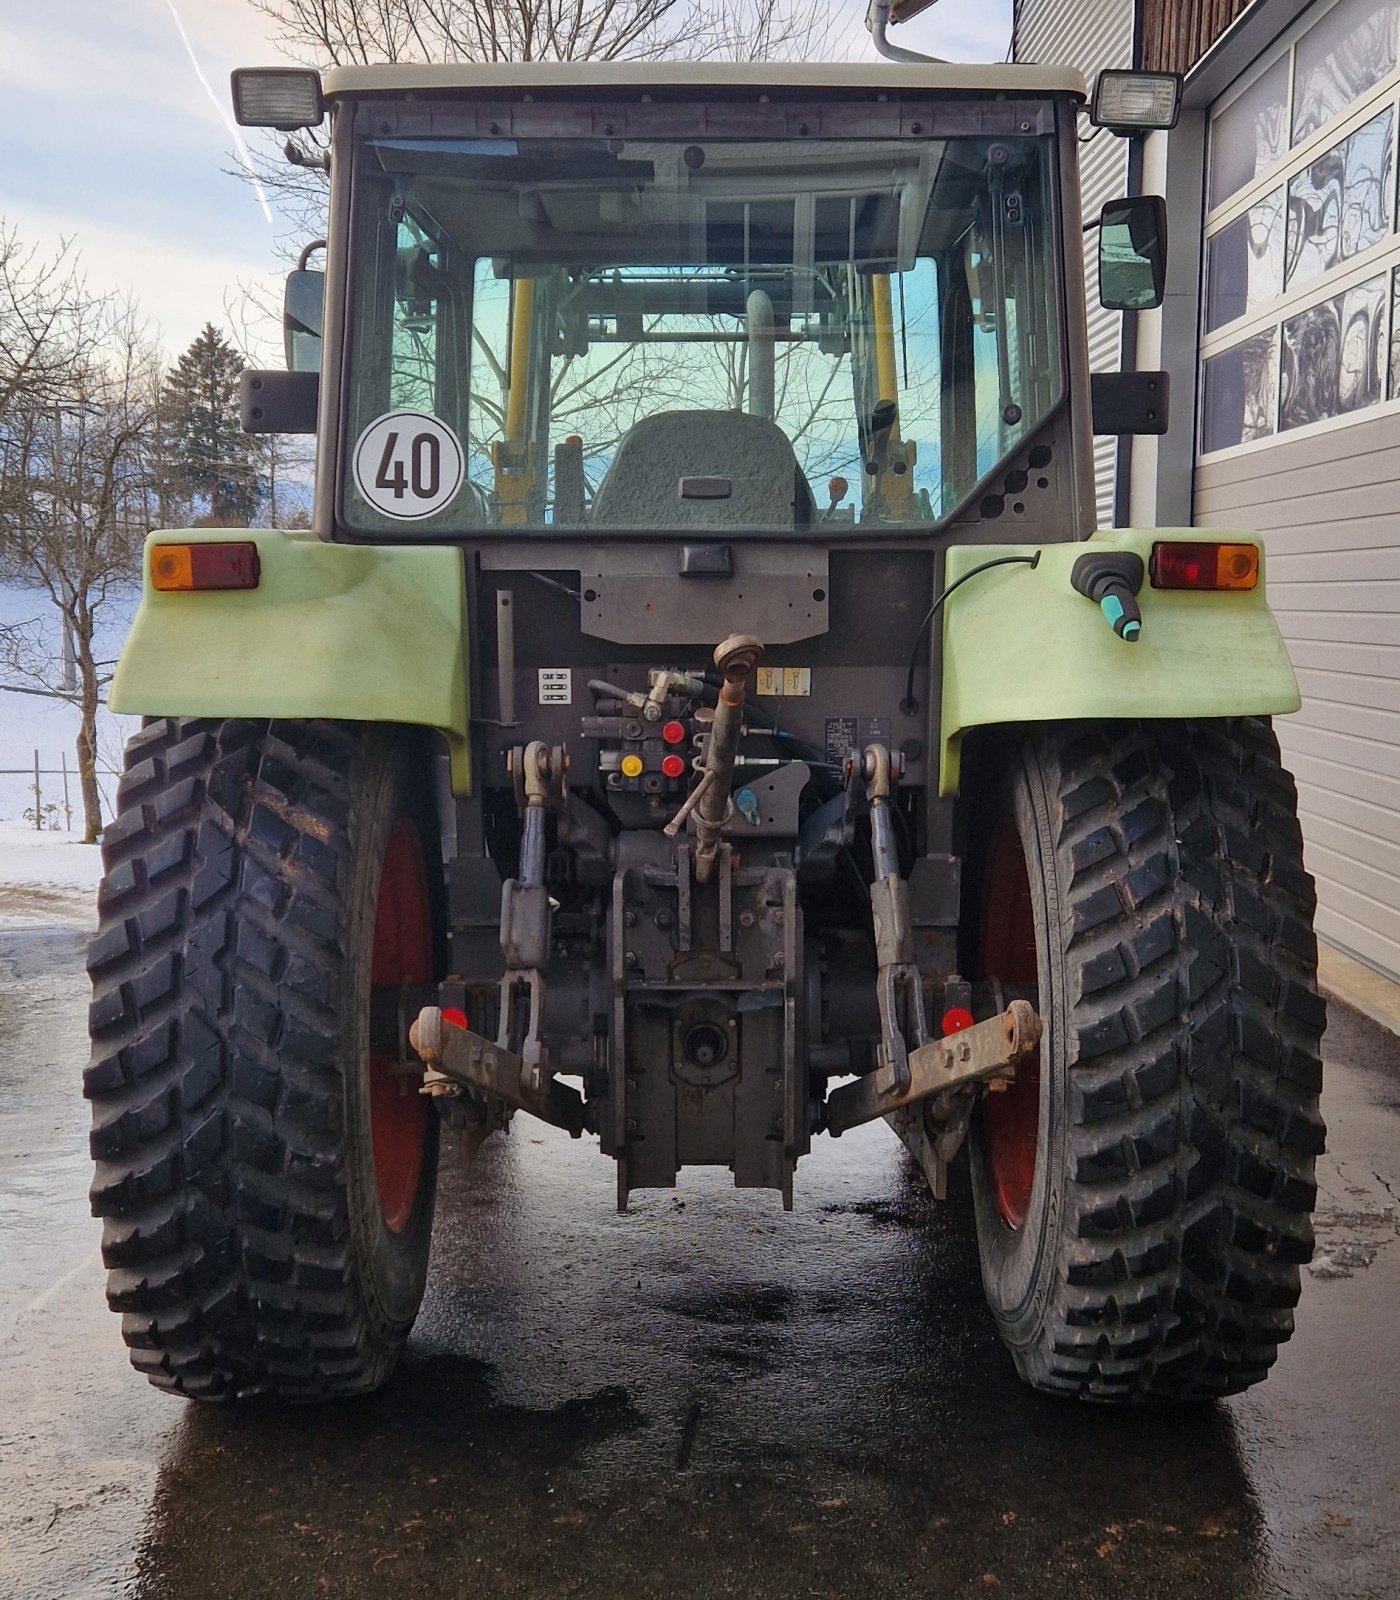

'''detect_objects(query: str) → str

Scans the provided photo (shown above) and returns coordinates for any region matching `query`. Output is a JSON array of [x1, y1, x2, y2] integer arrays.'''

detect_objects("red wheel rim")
[[369, 818, 433, 1233], [978, 818, 1041, 1230]]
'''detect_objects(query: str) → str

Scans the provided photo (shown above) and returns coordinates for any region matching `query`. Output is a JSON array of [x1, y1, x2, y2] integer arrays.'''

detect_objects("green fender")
[[939, 529, 1300, 796], [110, 529, 472, 792]]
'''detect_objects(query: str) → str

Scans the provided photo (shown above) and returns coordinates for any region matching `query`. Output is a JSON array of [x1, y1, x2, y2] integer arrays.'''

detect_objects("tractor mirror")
[[1097, 196, 1167, 311], [284, 269, 324, 372], [866, 0, 941, 24]]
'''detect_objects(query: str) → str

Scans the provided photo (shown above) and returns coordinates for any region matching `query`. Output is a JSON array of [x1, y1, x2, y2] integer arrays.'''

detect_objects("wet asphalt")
[[3, 890, 1399, 1600]]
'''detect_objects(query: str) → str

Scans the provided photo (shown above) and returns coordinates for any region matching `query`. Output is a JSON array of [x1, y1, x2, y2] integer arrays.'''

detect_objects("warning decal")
[[754, 667, 812, 697], [538, 669, 573, 705]]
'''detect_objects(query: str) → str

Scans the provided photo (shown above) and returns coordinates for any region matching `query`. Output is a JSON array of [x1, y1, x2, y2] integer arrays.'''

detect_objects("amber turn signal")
[[1149, 540, 1257, 591], [151, 542, 261, 592]]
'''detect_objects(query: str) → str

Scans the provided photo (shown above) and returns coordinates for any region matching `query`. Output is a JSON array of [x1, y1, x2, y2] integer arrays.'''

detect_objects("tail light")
[[151, 542, 261, 592], [1150, 541, 1258, 591]]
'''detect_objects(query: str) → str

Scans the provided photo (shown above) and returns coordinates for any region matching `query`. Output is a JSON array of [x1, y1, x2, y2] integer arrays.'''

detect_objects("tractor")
[[85, 0, 1325, 1405]]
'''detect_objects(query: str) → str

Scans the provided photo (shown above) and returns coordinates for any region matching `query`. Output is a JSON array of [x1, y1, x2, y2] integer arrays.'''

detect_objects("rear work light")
[[1150, 541, 1258, 591], [151, 542, 261, 593], [1091, 70, 1183, 133], [230, 68, 324, 130]]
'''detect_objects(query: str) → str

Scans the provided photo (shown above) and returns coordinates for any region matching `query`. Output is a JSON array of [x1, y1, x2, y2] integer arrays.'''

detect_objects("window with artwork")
[[1200, 0, 1400, 456]]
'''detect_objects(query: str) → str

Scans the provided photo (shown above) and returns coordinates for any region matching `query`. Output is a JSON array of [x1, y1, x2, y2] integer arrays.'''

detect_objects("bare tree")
[[0, 228, 90, 429], [221, 281, 318, 529], [251, 0, 842, 67], [0, 298, 159, 841], [238, 0, 845, 241]]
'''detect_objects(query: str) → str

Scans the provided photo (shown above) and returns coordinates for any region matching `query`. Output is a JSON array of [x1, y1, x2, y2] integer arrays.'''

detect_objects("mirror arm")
[[297, 238, 328, 271], [867, 0, 948, 64], [284, 138, 330, 171]]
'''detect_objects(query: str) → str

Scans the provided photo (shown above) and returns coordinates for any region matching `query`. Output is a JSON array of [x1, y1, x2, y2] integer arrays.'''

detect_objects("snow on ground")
[[0, 819, 104, 889], [0, 819, 101, 923], [0, 581, 140, 826]]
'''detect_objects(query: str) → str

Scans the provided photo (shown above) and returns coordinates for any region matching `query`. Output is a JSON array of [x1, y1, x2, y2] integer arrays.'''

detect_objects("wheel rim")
[[978, 817, 1041, 1230], [369, 817, 433, 1233]]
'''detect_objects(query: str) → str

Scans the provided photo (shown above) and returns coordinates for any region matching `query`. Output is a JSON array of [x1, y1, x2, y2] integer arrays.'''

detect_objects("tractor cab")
[[245, 59, 1169, 546]]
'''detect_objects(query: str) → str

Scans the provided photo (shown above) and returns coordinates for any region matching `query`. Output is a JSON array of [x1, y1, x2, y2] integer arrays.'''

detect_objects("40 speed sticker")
[[353, 410, 464, 520]]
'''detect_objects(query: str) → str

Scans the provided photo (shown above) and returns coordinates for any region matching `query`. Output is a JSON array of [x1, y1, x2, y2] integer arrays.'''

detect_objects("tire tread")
[[85, 716, 408, 1400], [996, 717, 1324, 1401]]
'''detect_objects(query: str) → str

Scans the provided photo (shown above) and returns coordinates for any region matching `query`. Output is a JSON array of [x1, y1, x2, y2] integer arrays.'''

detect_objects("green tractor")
[[85, 4, 1324, 1405]]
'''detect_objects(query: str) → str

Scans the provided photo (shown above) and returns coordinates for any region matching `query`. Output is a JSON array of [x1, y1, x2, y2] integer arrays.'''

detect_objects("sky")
[[0, 0, 1012, 361]]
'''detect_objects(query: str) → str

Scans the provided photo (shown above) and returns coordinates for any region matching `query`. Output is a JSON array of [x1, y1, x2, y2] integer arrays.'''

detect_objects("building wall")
[[1188, 0, 1400, 983], [1197, 416, 1400, 979], [1141, 0, 1256, 72], [1013, 0, 1136, 526]]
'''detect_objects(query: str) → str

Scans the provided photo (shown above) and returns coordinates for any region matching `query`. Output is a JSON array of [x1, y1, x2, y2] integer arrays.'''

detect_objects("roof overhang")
[[322, 60, 1086, 102]]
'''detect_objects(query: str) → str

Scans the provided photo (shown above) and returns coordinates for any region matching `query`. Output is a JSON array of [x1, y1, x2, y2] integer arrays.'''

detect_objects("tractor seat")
[[589, 410, 815, 530]]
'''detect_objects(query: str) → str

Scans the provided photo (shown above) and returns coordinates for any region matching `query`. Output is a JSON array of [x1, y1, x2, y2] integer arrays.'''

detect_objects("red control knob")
[[661, 754, 687, 780], [662, 720, 686, 746], [940, 1007, 974, 1036]]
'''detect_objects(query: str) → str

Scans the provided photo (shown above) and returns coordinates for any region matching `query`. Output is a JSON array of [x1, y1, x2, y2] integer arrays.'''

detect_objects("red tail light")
[[1150, 541, 1257, 591], [151, 541, 260, 592]]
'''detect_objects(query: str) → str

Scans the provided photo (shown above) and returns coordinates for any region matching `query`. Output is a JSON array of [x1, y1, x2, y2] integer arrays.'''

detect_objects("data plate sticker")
[[353, 410, 464, 520], [538, 669, 572, 705], [824, 717, 893, 767], [754, 667, 811, 697]]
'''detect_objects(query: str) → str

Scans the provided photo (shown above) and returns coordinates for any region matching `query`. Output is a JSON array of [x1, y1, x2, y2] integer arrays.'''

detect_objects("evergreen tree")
[[159, 323, 263, 525]]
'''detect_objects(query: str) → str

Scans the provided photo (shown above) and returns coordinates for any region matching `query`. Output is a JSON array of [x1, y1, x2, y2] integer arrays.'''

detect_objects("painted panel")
[[1279, 272, 1386, 428], [1284, 106, 1393, 290], [1390, 264, 1400, 396], [1291, 0, 1400, 145], [1205, 187, 1285, 330], [1201, 330, 1278, 450], [1210, 56, 1290, 207]]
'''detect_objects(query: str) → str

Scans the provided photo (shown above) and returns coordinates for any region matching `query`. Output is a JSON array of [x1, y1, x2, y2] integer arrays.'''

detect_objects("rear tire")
[[967, 719, 1325, 1402], [85, 718, 441, 1400]]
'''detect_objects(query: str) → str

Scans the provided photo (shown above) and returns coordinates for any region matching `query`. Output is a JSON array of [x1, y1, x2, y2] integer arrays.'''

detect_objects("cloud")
[[1, 0, 1014, 363], [0, 1, 294, 355], [0, 200, 284, 358]]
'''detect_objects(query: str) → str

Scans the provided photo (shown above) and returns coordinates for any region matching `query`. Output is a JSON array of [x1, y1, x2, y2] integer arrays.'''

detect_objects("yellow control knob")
[[620, 754, 645, 779]]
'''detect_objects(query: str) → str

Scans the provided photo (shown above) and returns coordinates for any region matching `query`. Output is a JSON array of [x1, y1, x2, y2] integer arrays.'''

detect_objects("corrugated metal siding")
[[1196, 411, 1400, 982], [1014, 0, 1135, 526]]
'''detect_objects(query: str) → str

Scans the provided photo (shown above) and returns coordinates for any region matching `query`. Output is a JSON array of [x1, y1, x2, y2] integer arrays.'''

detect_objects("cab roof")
[[321, 59, 1087, 101]]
